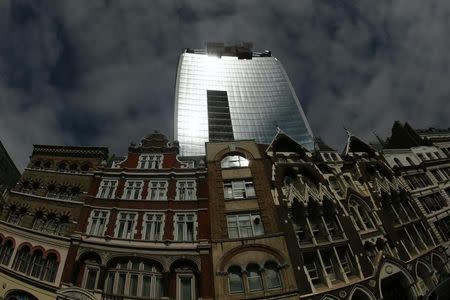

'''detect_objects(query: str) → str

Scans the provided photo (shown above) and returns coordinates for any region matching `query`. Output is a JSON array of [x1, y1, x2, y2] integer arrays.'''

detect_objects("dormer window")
[[138, 154, 163, 169], [221, 155, 249, 168]]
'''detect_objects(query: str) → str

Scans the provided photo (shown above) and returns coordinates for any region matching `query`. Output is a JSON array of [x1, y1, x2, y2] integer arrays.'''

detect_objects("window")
[[104, 259, 163, 299], [0, 240, 14, 266], [148, 181, 168, 200], [303, 252, 320, 285], [227, 213, 264, 239], [13, 246, 30, 272], [13, 248, 59, 283], [394, 158, 403, 167], [174, 213, 197, 241], [84, 267, 99, 290], [404, 174, 432, 190], [138, 154, 163, 169], [419, 193, 447, 214], [223, 180, 256, 199], [143, 213, 164, 241], [122, 180, 143, 200], [349, 198, 375, 232], [246, 264, 263, 291], [337, 247, 354, 275], [87, 210, 110, 236], [265, 262, 281, 289], [228, 266, 244, 294], [97, 180, 118, 199], [431, 169, 444, 182], [221, 155, 249, 168], [7, 206, 25, 225], [178, 275, 195, 300], [115, 212, 137, 239], [406, 157, 415, 166], [32, 212, 46, 231], [176, 179, 196, 200], [321, 250, 338, 283]]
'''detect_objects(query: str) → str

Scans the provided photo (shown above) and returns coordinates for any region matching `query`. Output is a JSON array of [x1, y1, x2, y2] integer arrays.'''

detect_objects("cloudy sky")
[[1, 0, 449, 170]]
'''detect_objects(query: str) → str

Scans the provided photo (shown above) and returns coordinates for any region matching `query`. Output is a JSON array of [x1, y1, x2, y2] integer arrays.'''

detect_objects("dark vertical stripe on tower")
[[207, 90, 234, 141]]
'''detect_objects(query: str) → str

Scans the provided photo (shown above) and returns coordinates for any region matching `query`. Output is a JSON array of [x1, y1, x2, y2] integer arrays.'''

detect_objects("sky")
[[1, 0, 449, 170]]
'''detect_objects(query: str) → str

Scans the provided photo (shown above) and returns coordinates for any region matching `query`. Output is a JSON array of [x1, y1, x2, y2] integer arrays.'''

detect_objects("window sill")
[[224, 196, 257, 201]]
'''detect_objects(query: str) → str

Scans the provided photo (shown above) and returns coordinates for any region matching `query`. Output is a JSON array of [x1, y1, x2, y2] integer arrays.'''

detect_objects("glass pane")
[[106, 273, 114, 294], [130, 274, 138, 296], [117, 273, 126, 295], [85, 269, 97, 290], [229, 273, 244, 293], [266, 268, 281, 289], [181, 277, 192, 300], [142, 275, 151, 297]]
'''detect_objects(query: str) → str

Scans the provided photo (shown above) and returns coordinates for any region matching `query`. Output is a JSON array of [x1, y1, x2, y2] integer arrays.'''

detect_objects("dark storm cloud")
[[0, 0, 449, 169]]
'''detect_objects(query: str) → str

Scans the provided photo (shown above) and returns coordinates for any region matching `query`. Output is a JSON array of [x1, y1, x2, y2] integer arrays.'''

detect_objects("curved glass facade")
[[174, 51, 314, 156]]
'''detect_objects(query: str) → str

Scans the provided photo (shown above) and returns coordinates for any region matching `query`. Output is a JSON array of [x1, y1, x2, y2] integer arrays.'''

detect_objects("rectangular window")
[[97, 180, 118, 199], [88, 210, 109, 236], [174, 213, 197, 241], [115, 212, 137, 239], [176, 179, 196, 200], [337, 247, 353, 275], [223, 180, 256, 199], [143, 213, 164, 241], [227, 213, 264, 239], [84, 267, 98, 290], [148, 181, 168, 200], [122, 180, 143, 200], [138, 154, 163, 169], [303, 252, 320, 285], [321, 250, 338, 283], [431, 169, 444, 182]]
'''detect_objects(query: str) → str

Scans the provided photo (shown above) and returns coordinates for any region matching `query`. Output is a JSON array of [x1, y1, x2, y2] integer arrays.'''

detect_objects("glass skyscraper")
[[174, 43, 315, 156]]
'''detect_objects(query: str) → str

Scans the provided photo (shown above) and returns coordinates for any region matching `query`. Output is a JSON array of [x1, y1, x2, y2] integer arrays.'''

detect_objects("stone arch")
[[219, 244, 285, 271], [215, 146, 256, 163], [5, 289, 38, 300], [348, 285, 377, 300], [30, 245, 45, 255], [378, 260, 417, 300], [321, 294, 339, 300], [56, 287, 97, 300], [431, 252, 447, 273], [16, 242, 32, 251], [415, 260, 436, 296], [169, 258, 200, 273], [77, 249, 106, 266], [44, 249, 61, 262]]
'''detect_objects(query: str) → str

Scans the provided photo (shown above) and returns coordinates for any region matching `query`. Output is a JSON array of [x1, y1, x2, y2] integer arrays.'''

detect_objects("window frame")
[[173, 213, 197, 241], [87, 209, 110, 236], [138, 154, 163, 169], [175, 179, 197, 201], [142, 213, 165, 241], [226, 212, 264, 239], [96, 179, 118, 199], [122, 180, 144, 200], [223, 179, 256, 200], [147, 180, 168, 201], [114, 212, 138, 239]]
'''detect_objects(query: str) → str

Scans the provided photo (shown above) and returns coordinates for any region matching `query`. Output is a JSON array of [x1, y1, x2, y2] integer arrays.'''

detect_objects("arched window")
[[406, 157, 415, 166], [30, 250, 45, 279], [394, 158, 403, 167], [81, 163, 90, 172], [21, 181, 31, 193], [69, 163, 78, 172], [7, 206, 25, 225], [69, 187, 81, 200], [264, 261, 281, 289], [104, 259, 163, 299], [0, 240, 14, 266], [228, 266, 244, 294], [56, 216, 70, 236], [31, 182, 40, 194], [13, 246, 31, 273], [46, 184, 57, 198], [44, 214, 58, 234], [349, 198, 375, 231], [32, 161, 42, 169], [43, 161, 52, 169], [43, 253, 58, 282], [58, 186, 69, 199], [221, 155, 249, 168], [58, 162, 67, 172], [246, 264, 262, 291], [32, 212, 46, 231]]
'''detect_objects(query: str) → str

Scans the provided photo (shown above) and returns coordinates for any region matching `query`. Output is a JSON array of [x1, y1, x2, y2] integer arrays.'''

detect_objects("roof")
[[266, 128, 310, 155], [343, 129, 377, 157], [0, 140, 20, 190], [314, 137, 335, 152], [384, 121, 430, 149], [185, 42, 272, 58], [32, 145, 109, 159]]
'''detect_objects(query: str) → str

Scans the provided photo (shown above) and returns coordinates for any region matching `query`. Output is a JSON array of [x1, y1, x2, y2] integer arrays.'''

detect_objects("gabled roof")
[[343, 129, 377, 157], [384, 121, 427, 149], [266, 128, 310, 155], [314, 137, 335, 152]]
